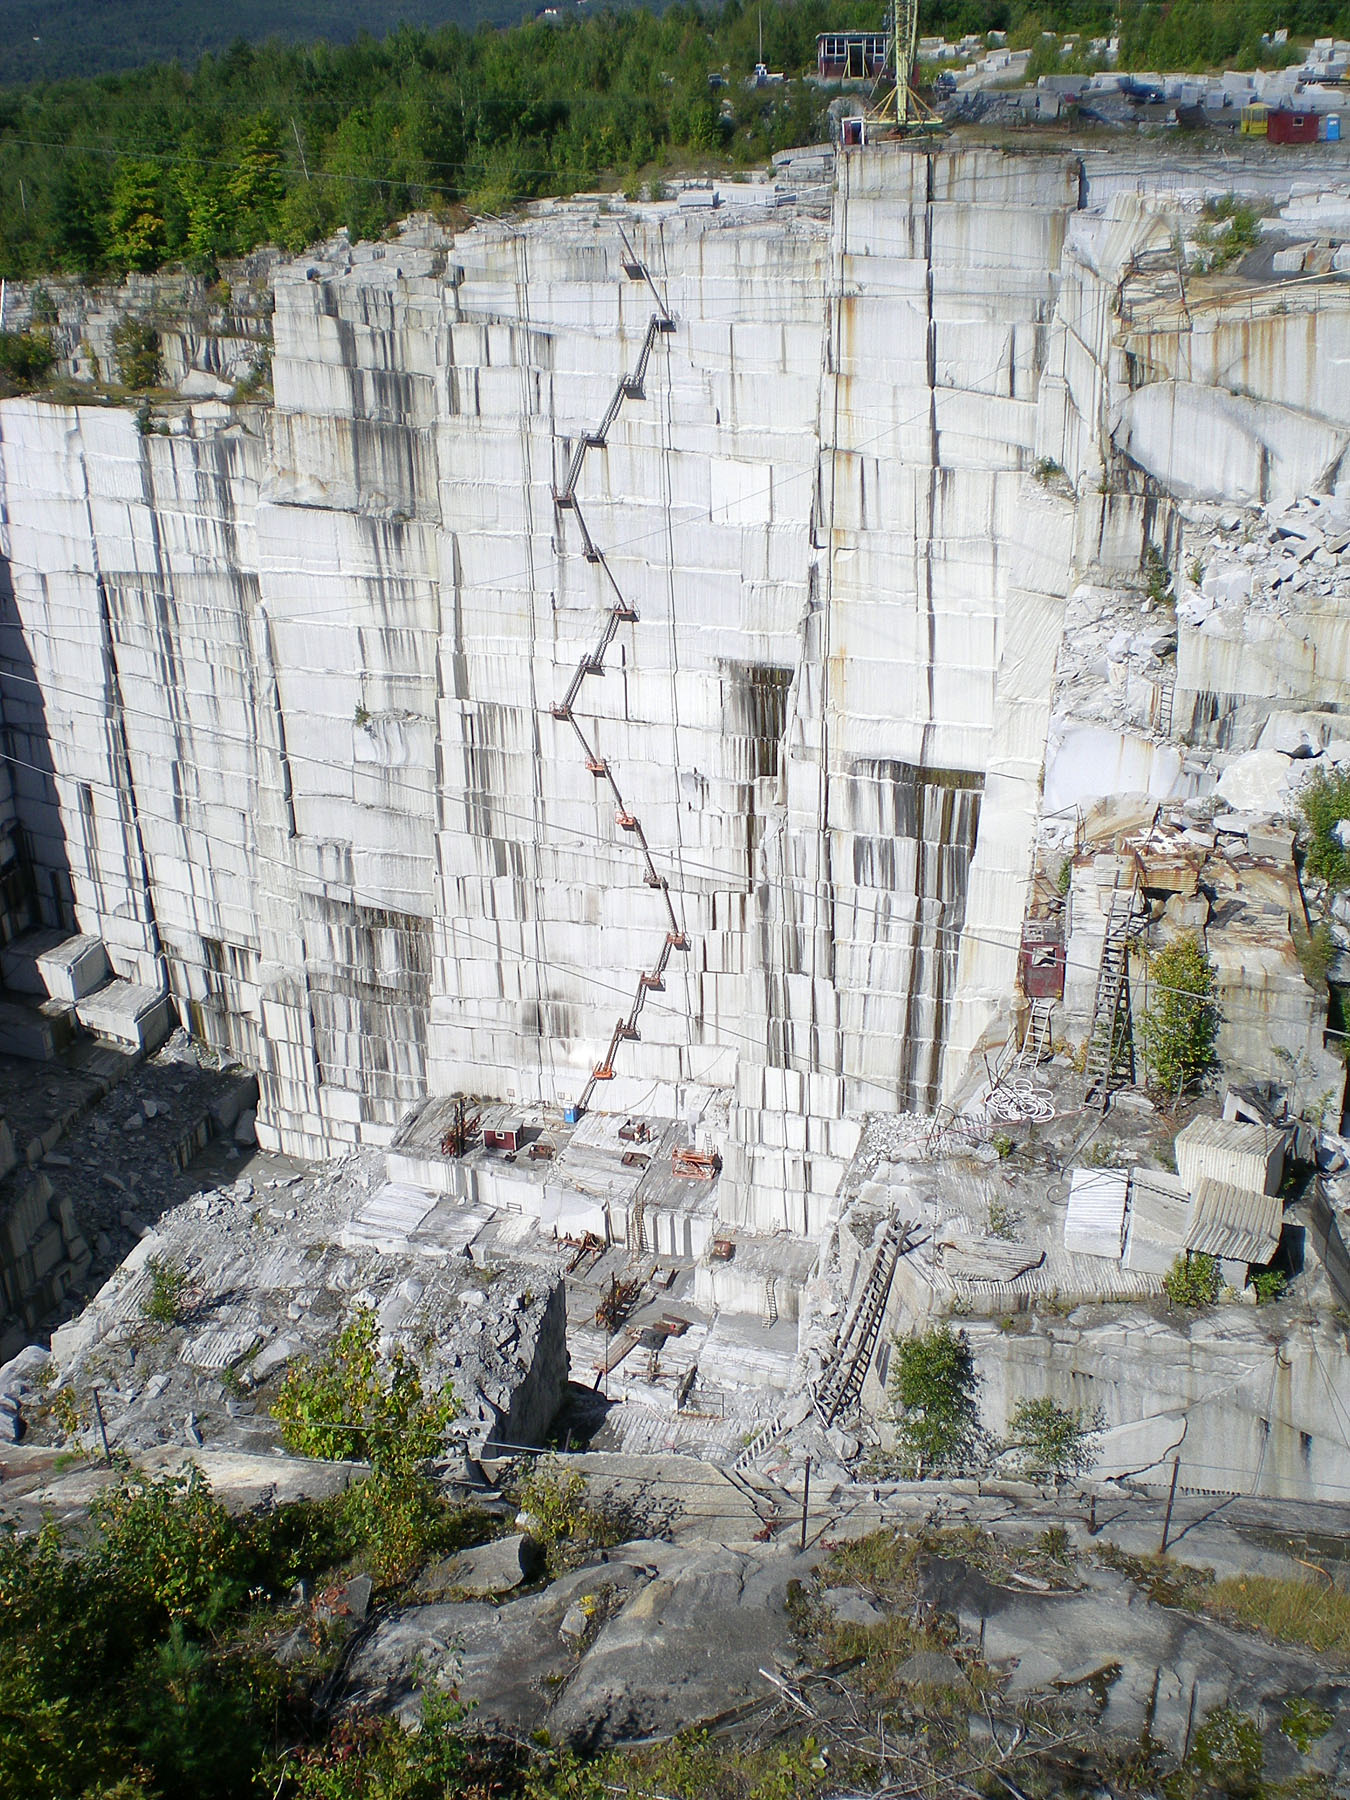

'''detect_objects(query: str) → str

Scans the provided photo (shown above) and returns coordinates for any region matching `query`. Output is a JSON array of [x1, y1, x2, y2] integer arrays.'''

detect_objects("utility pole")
[[799, 1457, 812, 1551]]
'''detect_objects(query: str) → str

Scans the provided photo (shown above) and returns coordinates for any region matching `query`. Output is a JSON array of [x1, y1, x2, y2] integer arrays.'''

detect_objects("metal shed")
[[1174, 1116, 1285, 1198]]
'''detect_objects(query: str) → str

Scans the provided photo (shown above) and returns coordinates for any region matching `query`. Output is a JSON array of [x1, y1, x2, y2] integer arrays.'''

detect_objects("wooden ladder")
[[1083, 879, 1140, 1111]]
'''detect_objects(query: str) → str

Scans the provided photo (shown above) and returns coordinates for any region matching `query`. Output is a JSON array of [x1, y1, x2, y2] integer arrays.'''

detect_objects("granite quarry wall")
[[2, 144, 1349, 1243]]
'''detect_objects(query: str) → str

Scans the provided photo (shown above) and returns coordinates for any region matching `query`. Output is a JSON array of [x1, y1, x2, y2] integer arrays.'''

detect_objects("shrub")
[[90, 1468, 246, 1628], [1293, 919, 1337, 986], [1299, 767, 1350, 892], [1190, 196, 1261, 275], [271, 1307, 457, 1470], [142, 1254, 189, 1327], [111, 316, 162, 390], [1142, 541, 1171, 605], [887, 1326, 982, 1479], [514, 1458, 626, 1577], [1164, 1252, 1221, 1309], [1140, 934, 1220, 1100], [1005, 1397, 1105, 1482], [1251, 1269, 1287, 1306], [0, 328, 56, 390]]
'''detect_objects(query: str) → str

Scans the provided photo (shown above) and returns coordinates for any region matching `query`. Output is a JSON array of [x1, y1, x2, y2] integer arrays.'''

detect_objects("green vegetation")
[[1163, 1250, 1222, 1309], [272, 1304, 457, 1468], [4, 1, 1350, 278], [1005, 1395, 1105, 1481], [1294, 918, 1337, 986], [1141, 933, 1221, 1101], [1143, 541, 1173, 605], [0, 1461, 503, 1800], [0, 326, 55, 392], [1299, 767, 1350, 891], [1252, 1268, 1288, 1305], [887, 1324, 983, 1478], [513, 1457, 632, 1577], [112, 315, 163, 388], [1174, 1705, 1265, 1799], [1205, 1571, 1350, 1661], [1281, 1697, 1334, 1753], [1190, 193, 1263, 276], [142, 1253, 190, 1327], [0, 10, 829, 277]]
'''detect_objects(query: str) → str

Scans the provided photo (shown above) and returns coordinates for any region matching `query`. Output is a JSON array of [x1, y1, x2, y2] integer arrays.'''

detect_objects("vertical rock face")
[[13, 145, 1335, 1237]]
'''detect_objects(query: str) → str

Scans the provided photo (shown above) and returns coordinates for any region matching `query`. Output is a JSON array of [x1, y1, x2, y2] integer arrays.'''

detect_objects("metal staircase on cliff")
[[1082, 877, 1143, 1111], [731, 1218, 915, 1472], [813, 1216, 912, 1426], [550, 238, 686, 1119]]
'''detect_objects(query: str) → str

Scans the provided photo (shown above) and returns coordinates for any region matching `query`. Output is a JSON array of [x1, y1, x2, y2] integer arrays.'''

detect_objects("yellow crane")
[[868, 0, 943, 135]]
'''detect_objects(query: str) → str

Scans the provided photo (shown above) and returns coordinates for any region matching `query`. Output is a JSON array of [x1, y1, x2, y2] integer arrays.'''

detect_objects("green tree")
[[887, 1324, 983, 1478], [1004, 1396, 1105, 1481], [106, 159, 167, 272], [1140, 932, 1220, 1100], [228, 117, 286, 242]]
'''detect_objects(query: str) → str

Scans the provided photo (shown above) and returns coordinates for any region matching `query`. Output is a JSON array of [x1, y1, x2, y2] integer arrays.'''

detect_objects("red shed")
[[1267, 108, 1320, 144], [1019, 918, 1066, 1001]]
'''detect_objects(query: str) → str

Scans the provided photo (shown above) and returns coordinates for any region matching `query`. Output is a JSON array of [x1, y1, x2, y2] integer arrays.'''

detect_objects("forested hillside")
[[0, 0, 1348, 281], [0, 0, 536, 87]]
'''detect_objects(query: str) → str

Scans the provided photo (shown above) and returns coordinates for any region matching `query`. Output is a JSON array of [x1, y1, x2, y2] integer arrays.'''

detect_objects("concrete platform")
[[75, 981, 174, 1054]]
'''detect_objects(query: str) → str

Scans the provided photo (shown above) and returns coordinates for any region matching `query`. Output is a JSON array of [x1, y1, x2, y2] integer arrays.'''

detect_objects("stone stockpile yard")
[[5, 134, 1350, 1534]]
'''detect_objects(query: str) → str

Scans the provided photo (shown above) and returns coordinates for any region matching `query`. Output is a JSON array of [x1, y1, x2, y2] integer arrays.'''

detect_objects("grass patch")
[[1203, 1574, 1350, 1663]]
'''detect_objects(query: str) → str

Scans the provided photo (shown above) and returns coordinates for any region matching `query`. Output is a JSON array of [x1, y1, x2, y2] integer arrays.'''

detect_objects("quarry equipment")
[[671, 1146, 722, 1180], [552, 236, 692, 1123], [440, 1098, 481, 1157], [867, 0, 943, 136]]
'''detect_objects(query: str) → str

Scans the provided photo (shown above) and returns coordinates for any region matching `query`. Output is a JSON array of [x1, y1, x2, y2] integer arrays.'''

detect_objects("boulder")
[[896, 1650, 966, 1688], [347, 1559, 655, 1734], [415, 1531, 543, 1600], [823, 1586, 884, 1626], [1215, 749, 1295, 815]]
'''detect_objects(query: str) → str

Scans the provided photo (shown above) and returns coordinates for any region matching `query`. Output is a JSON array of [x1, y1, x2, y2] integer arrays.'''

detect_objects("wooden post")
[[92, 1387, 112, 1465], [800, 1457, 812, 1552], [1159, 1454, 1181, 1554]]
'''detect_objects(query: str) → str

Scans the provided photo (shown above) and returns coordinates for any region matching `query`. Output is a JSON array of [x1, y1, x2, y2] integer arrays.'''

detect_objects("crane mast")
[[863, 0, 940, 137], [892, 0, 919, 129]]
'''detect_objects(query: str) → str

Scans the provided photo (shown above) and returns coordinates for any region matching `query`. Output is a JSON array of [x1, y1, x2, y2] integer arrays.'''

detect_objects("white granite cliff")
[[2, 144, 1348, 1241]]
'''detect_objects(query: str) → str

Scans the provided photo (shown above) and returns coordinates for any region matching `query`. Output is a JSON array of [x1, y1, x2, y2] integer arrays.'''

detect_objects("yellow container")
[[1240, 102, 1269, 135]]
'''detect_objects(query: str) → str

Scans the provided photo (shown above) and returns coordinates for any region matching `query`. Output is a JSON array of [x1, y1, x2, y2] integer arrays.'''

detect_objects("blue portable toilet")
[[1326, 112, 1341, 141]]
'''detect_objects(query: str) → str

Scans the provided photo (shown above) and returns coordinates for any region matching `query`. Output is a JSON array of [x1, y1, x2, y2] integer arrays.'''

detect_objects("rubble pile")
[[3, 1149, 567, 1461]]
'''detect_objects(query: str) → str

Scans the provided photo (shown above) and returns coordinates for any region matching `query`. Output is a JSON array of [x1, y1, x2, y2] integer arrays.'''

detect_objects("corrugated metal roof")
[[1176, 1117, 1281, 1156], [1184, 1176, 1282, 1265], [1065, 1168, 1128, 1259]]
